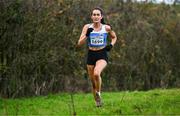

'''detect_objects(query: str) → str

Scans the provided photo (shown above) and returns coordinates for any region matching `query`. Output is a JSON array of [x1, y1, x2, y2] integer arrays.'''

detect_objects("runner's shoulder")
[[105, 24, 112, 32], [83, 24, 91, 29]]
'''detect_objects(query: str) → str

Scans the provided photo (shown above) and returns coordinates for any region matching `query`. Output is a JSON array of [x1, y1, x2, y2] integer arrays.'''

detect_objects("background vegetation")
[[0, 0, 180, 98]]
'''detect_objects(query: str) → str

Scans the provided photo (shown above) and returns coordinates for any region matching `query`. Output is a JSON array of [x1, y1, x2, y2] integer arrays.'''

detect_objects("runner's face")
[[91, 10, 102, 23]]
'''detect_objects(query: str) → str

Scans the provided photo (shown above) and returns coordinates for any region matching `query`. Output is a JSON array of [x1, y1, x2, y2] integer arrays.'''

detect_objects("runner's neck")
[[93, 23, 102, 31]]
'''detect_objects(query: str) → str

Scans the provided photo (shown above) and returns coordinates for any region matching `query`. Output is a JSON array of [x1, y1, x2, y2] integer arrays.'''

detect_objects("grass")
[[0, 88, 180, 115]]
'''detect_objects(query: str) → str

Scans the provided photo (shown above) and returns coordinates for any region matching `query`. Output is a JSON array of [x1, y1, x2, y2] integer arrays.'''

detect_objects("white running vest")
[[88, 24, 108, 47]]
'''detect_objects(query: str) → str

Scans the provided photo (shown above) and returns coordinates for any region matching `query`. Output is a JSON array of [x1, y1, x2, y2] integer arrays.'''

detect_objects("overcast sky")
[[136, 0, 176, 4]]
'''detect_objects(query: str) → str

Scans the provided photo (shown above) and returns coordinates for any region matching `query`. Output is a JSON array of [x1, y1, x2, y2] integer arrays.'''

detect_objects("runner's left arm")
[[106, 25, 117, 46]]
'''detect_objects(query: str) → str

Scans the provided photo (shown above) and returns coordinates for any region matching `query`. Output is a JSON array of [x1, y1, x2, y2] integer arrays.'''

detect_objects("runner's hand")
[[86, 28, 94, 37], [105, 44, 113, 51]]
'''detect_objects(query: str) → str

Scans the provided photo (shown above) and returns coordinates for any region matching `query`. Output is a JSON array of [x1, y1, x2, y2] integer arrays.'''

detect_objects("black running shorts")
[[87, 48, 108, 65]]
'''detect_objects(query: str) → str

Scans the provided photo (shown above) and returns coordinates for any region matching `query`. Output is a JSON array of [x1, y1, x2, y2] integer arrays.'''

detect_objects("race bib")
[[89, 33, 107, 47], [90, 34, 104, 46]]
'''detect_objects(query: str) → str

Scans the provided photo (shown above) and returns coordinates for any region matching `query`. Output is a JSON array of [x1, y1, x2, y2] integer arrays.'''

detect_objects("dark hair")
[[91, 7, 105, 24]]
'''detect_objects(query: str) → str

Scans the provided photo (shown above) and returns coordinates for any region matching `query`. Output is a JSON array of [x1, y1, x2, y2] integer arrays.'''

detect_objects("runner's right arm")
[[77, 24, 89, 47]]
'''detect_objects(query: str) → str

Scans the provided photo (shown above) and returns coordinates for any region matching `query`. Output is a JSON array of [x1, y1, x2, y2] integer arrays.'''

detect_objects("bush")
[[0, 0, 179, 97]]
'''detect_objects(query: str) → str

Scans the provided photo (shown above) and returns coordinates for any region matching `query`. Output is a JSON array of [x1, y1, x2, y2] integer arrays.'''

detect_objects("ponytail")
[[101, 18, 106, 24]]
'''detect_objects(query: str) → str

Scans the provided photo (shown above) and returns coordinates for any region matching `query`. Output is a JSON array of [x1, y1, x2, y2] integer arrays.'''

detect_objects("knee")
[[93, 70, 100, 78]]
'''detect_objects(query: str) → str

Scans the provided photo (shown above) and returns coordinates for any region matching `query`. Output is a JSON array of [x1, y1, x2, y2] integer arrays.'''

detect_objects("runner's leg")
[[94, 59, 107, 93], [87, 65, 96, 100]]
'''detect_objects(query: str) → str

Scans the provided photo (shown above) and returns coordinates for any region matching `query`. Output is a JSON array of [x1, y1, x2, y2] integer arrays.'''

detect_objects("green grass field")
[[0, 89, 180, 115]]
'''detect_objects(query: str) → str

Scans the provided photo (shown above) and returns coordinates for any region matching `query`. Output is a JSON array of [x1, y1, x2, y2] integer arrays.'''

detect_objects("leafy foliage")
[[0, 0, 180, 97]]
